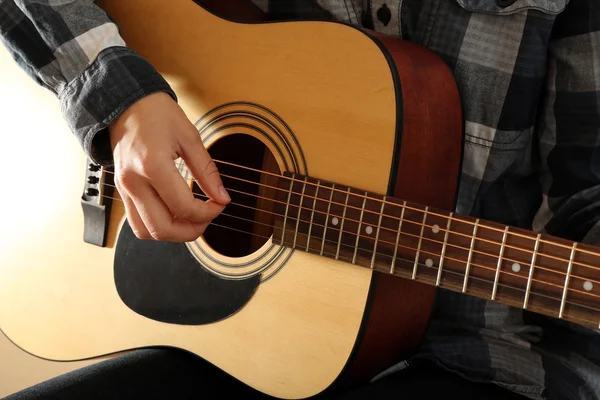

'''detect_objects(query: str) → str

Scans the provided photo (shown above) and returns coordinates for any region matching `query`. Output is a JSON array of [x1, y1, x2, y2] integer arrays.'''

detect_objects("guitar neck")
[[272, 173, 600, 329]]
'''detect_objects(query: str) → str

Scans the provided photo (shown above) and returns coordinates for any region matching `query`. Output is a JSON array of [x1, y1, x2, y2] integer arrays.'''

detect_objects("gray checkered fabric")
[[2, 0, 600, 399]]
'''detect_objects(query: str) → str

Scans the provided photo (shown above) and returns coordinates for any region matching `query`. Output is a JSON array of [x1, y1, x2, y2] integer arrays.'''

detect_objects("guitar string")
[[100, 180, 600, 288], [99, 189, 600, 303], [99, 191, 600, 324], [102, 160, 600, 264], [99, 164, 600, 276]]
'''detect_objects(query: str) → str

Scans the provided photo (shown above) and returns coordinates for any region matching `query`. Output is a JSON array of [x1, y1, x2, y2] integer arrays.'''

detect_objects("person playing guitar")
[[1, 1, 599, 399]]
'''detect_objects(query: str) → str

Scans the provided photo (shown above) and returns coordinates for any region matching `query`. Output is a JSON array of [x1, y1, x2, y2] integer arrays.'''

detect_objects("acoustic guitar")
[[1, 1, 599, 399]]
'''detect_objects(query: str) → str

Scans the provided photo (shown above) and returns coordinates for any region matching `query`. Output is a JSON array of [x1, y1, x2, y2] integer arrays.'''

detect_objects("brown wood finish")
[[340, 33, 463, 385]]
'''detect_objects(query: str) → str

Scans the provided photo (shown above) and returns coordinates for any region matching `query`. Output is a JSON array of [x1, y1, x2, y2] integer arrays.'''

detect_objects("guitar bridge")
[[80, 159, 114, 247]]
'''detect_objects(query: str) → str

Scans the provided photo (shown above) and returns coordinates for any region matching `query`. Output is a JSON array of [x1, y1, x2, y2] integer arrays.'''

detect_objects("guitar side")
[[0, 2, 462, 398]]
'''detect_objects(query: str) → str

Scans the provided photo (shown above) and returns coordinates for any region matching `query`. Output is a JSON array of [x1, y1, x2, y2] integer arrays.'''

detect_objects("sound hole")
[[199, 134, 280, 257]]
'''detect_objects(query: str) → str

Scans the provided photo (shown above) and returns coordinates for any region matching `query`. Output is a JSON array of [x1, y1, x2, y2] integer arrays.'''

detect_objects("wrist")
[[108, 91, 174, 149], [59, 46, 177, 166]]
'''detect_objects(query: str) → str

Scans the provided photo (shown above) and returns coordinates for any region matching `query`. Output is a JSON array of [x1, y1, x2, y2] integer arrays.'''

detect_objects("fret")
[[370, 196, 386, 269], [462, 219, 480, 293], [390, 200, 406, 274], [335, 188, 351, 260], [305, 180, 320, 252], [491, 226, 509, 301], [563, 241, 600, 325], [281, 176, 295, 245], [320, 183, 335, 256], [523, 233, 542, 309], [559, 242, 578, 319], [436, 213, 453, 286], [352, 192, 368, 265], [412, 206, 429, 280], [292, 177, 308, 248]]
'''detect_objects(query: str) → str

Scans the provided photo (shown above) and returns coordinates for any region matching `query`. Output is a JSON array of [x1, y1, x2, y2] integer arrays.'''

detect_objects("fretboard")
[[272, 173, 600, 329]]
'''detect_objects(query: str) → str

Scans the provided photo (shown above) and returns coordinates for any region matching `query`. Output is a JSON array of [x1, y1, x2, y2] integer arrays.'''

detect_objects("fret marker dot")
[[425, 258, 433, 268], [512, 263, 521, 273], [584, 281, 594, 292], [365, 226, 373, 235], [432, 224, 440, 234], [331, 217, 339, 226]]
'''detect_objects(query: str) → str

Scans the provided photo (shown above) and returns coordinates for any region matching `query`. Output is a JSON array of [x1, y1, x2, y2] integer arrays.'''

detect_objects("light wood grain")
[[0, 2, 399, 398]]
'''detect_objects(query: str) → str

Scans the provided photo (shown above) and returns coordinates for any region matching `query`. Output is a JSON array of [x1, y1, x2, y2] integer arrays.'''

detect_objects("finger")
[[120, 192, 152, 240], [129, 180, 211, 242], [180, 131, 231, 205], [146, 157, 225, 223]]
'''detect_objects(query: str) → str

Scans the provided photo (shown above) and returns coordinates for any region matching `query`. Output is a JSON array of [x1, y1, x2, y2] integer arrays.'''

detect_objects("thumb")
[[181, 136, 231, 205]]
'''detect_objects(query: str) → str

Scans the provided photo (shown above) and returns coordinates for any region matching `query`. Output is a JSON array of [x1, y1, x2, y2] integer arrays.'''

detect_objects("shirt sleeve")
[[0, 0, 176, 165], [533, 0, 600, 246]]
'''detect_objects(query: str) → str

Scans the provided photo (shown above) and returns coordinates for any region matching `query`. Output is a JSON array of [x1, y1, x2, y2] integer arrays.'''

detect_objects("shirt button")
[[377, 3, 392, 26], [496, 0, 517, 6]]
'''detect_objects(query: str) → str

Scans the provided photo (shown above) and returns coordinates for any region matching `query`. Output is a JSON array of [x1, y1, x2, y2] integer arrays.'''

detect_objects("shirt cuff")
[[58, 46, 177, 166]]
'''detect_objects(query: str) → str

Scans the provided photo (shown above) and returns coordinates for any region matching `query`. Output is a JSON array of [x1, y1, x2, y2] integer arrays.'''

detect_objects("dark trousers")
[[3, 348, 528, 399]]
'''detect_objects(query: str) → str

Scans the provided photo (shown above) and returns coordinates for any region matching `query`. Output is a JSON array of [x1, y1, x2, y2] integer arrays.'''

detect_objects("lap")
[[3, 348, 527, 400]]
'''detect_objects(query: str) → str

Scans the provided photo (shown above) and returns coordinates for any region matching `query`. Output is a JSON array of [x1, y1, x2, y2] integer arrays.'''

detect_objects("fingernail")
[[219, 185, 231, 202]]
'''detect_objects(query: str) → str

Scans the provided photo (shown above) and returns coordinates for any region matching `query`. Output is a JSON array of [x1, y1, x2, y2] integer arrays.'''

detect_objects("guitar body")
[[0, 1, 462, 398]]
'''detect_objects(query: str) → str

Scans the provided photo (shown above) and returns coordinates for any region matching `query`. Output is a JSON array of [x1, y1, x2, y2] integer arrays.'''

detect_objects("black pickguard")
[[114, 220, 260, 325]]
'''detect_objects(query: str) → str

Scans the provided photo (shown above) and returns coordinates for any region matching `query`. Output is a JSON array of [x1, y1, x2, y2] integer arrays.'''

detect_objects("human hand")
[[108, 92, 230, 242]]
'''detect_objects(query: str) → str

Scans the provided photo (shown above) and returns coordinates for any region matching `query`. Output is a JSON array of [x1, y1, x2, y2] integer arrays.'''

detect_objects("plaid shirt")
[[2, 0, 600, 398]]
